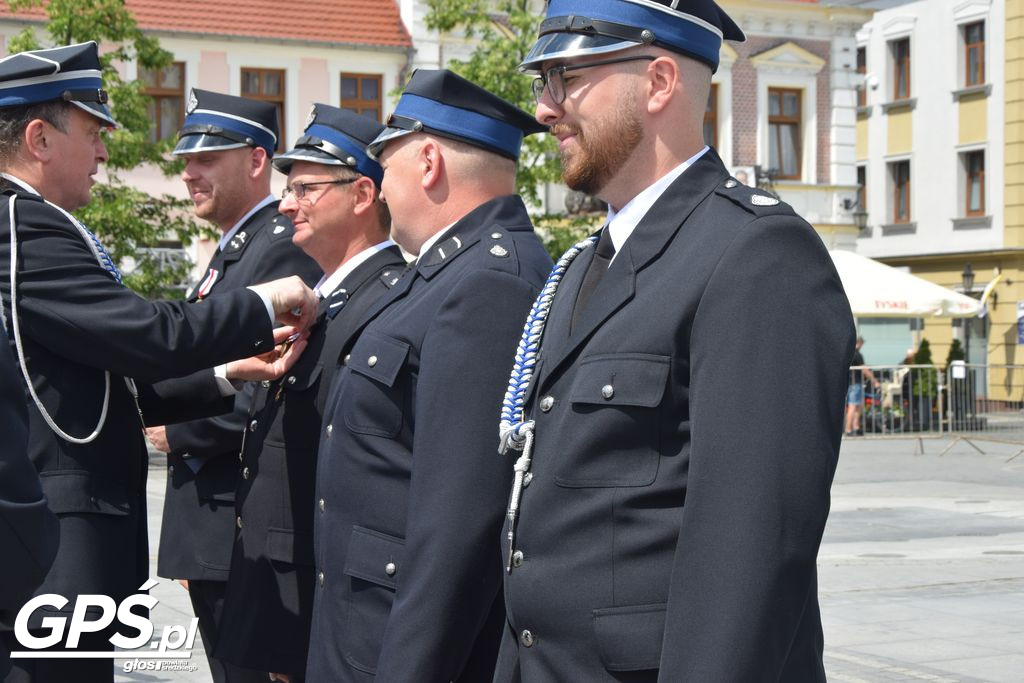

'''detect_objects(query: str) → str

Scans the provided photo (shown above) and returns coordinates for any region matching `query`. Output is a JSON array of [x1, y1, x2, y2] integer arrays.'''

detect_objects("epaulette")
[[266, 214, 294, 242], [481, 229, 519, 275], [713, 178, 793, 216], [379, 267, 403, 288]]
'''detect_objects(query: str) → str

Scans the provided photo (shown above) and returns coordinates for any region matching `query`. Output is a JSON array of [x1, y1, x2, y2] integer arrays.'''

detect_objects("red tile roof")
[[0, 0, 412, 49]]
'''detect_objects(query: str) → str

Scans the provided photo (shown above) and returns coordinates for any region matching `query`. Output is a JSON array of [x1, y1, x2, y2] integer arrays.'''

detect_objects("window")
[[892, 38, 911, 100], [140, 62, 185, 143], [703, 84, 718, 148], [241, 68, 285, 152], [857, 47, 867, 108], [341, 73, 383, 122], [768, 88, 801, 180], [965, 151, 985, 216], [964, 22, 985, 87], [891, 160, 911, 223], [857, 165, 867, 211]]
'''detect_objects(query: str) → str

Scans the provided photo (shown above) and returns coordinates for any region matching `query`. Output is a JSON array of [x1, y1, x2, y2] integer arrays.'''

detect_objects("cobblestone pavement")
[[114, 437, 1024, 681]]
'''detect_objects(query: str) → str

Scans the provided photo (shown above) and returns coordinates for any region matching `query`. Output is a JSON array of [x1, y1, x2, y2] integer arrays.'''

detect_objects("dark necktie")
[[571, 226, 615, 333]]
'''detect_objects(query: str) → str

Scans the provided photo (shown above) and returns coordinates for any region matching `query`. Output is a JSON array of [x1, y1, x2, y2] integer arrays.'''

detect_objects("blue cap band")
[[304, 123, 384, 186], [0, 73, 103, 108], [394, 94, 525, 159], [545, 0, 723, 69], [180, 109, 277, 155]]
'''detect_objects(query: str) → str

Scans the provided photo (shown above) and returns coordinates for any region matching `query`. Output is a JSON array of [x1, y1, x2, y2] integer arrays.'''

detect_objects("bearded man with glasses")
[[494, 1, 855, 681]]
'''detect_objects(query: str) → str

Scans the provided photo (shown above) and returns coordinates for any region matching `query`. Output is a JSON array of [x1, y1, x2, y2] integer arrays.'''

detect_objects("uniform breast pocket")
[[342, 332, 410, 439], [555, 353, 669, 488]]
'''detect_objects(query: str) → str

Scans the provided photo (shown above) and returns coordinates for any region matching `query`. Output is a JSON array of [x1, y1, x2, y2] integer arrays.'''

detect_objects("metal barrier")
[[846, 365, 944, 439], [846, 363, 1024, 458]]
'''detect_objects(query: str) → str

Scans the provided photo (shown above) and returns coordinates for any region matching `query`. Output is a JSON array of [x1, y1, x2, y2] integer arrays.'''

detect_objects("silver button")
[[326, 424, 333, 437], [520, 630, 535, 647], [725, 179, 738, 188], [318, 571, 325, 587], [249, 419, 258, 432], [319, 498, 325, 512], [539, 396, 554, 412], [261, 380, 271, 388], [368, 355, 378, 367], [512, 550, 524, 568], [242, 467, 250, 480], [236, 516, 243, 529], [168, 465, 174, 476], [343, 354, 351, 365], [287, 375, 297, 385], [523, 472, 533, 487], [385, 562, 397, 577], [491, 232, 502, 239], [601, 384, 615, 400]]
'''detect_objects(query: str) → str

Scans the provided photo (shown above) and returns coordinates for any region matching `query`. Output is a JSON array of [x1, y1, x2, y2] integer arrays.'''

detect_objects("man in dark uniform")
[[493, 2, 856, 681], [214, 104, 405, 683], [0, 42, 317, 683], [0, 339, 58, 679], [147, 88, 321, 683], [305, 70, 552, 682]]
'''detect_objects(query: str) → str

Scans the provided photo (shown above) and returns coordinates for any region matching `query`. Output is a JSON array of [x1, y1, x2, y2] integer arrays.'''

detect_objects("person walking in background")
[[845, 336, 879, 436]]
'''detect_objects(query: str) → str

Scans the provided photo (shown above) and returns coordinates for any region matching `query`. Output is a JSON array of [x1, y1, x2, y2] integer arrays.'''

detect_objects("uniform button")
[[326, 424, 333, 437], [318, 571, 325, 587], [601, 384, 615, 400], [242, 467, 250, 480], [287, 375, 297, 385], [539, 396, 554, 412], [261, 380, 270, 388], [523, 472, 533, 487], [491, 232, 502, 239], [343, 354, 352, 365], [249, 419, 258, 432], [89, 496, 97, 505], [236, 516, 243, 529], [512, 550, 524, 568], [319, 498, 326, 512], [253, 340, 264, 349], [384, 562, 397, 577], [368, 355, 378, 367], [520, 630, 535, 647], [168, 465, 174, 476]]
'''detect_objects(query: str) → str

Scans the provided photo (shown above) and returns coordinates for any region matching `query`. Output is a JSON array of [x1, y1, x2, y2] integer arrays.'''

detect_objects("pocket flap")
[[570, 353, 670, 407], [38, 470, 131, 516], [264, 527, 314, 566], [347, 332, 410, 388], [342, 526, 405, 589], [592, 603, 666, 672]]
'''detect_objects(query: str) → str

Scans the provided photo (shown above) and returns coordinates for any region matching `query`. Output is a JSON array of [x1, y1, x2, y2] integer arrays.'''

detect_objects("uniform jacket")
[[215, 245, 406, 676], [157, 202, 321, 582], [493, 150, 855, 682], [306, 195, 552, 683], [0, 338, 58, 675], [0, 181, 275, 634]]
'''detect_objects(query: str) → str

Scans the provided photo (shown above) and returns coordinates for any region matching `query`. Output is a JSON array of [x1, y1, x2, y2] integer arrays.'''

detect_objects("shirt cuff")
[[213, 364, 243, 396]]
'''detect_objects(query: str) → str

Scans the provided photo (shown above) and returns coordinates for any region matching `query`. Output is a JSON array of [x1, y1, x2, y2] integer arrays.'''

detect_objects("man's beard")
[[553, 92, 643, 197]]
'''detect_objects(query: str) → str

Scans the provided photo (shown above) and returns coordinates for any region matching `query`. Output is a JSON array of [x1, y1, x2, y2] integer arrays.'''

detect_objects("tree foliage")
[[424, 0, 561, 207], [7, 0, 211, 298]]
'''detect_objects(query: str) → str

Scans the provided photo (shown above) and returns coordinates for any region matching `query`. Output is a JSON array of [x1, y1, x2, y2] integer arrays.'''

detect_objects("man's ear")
[[646, 56, 679, 115], [420, 139, 444, 191], [350, 177, 377, 216], [250, 147, 270, 178], [22, 119, 54, 163]]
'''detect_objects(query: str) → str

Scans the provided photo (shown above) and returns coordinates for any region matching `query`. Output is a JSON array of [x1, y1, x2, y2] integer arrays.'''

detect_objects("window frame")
[[240, 67, 286, 153], [767, 87, 802, 181], [856, 46, 867, 108], [340, 73, 384, 122], [892, 38, 911, 101], [964, 21, 985, 88], [964, 150, 985, 217], [891, 160, 911, 224], [140, 61, 185, 143]]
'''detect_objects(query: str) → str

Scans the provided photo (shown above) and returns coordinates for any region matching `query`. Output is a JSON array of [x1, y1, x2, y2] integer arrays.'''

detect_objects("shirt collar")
[[217, 194, 276, 252], [0, 172, 41, 196], [415, 221, 457, 261], [605, 146, 709, 257], [314, 240, 397, 299]]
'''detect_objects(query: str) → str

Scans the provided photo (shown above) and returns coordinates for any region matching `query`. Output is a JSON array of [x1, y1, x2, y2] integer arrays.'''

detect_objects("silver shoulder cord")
[[1, 194, 140, 444]]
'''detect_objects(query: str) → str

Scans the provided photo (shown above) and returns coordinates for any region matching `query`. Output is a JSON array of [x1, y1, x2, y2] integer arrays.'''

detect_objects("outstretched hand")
[[226, 326, 309, 381]]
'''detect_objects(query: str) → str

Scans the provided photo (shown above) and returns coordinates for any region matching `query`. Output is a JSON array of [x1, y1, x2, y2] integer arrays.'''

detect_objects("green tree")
[[7, 0, 211, 297], [424, 0, 561, 208], [945, 338, 966, 367]]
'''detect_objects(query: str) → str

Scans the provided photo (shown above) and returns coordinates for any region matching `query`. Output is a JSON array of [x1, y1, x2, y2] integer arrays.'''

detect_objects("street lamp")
[[962, 262, 975, 365]]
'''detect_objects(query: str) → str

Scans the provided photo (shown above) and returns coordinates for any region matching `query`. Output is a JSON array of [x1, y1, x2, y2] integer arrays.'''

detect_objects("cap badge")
[[751, 194, 780, 207], [305, 105, 316, 131], [186, 90, 198, 115]]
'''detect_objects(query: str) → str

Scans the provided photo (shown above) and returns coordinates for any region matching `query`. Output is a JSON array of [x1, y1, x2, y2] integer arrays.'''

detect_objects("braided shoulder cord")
[[498, 234, 597, 455]]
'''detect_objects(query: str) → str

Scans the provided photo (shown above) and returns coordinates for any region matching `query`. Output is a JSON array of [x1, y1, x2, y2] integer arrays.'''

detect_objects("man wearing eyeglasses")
[[212, 104, 405, 683], [149, 89, 320, 683], [494, 1, 855, 681]]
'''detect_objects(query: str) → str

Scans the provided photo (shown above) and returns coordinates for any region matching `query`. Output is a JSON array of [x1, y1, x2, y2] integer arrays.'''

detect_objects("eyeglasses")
[[531, 55, 657, 104], [280, 178, 358, 201]]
